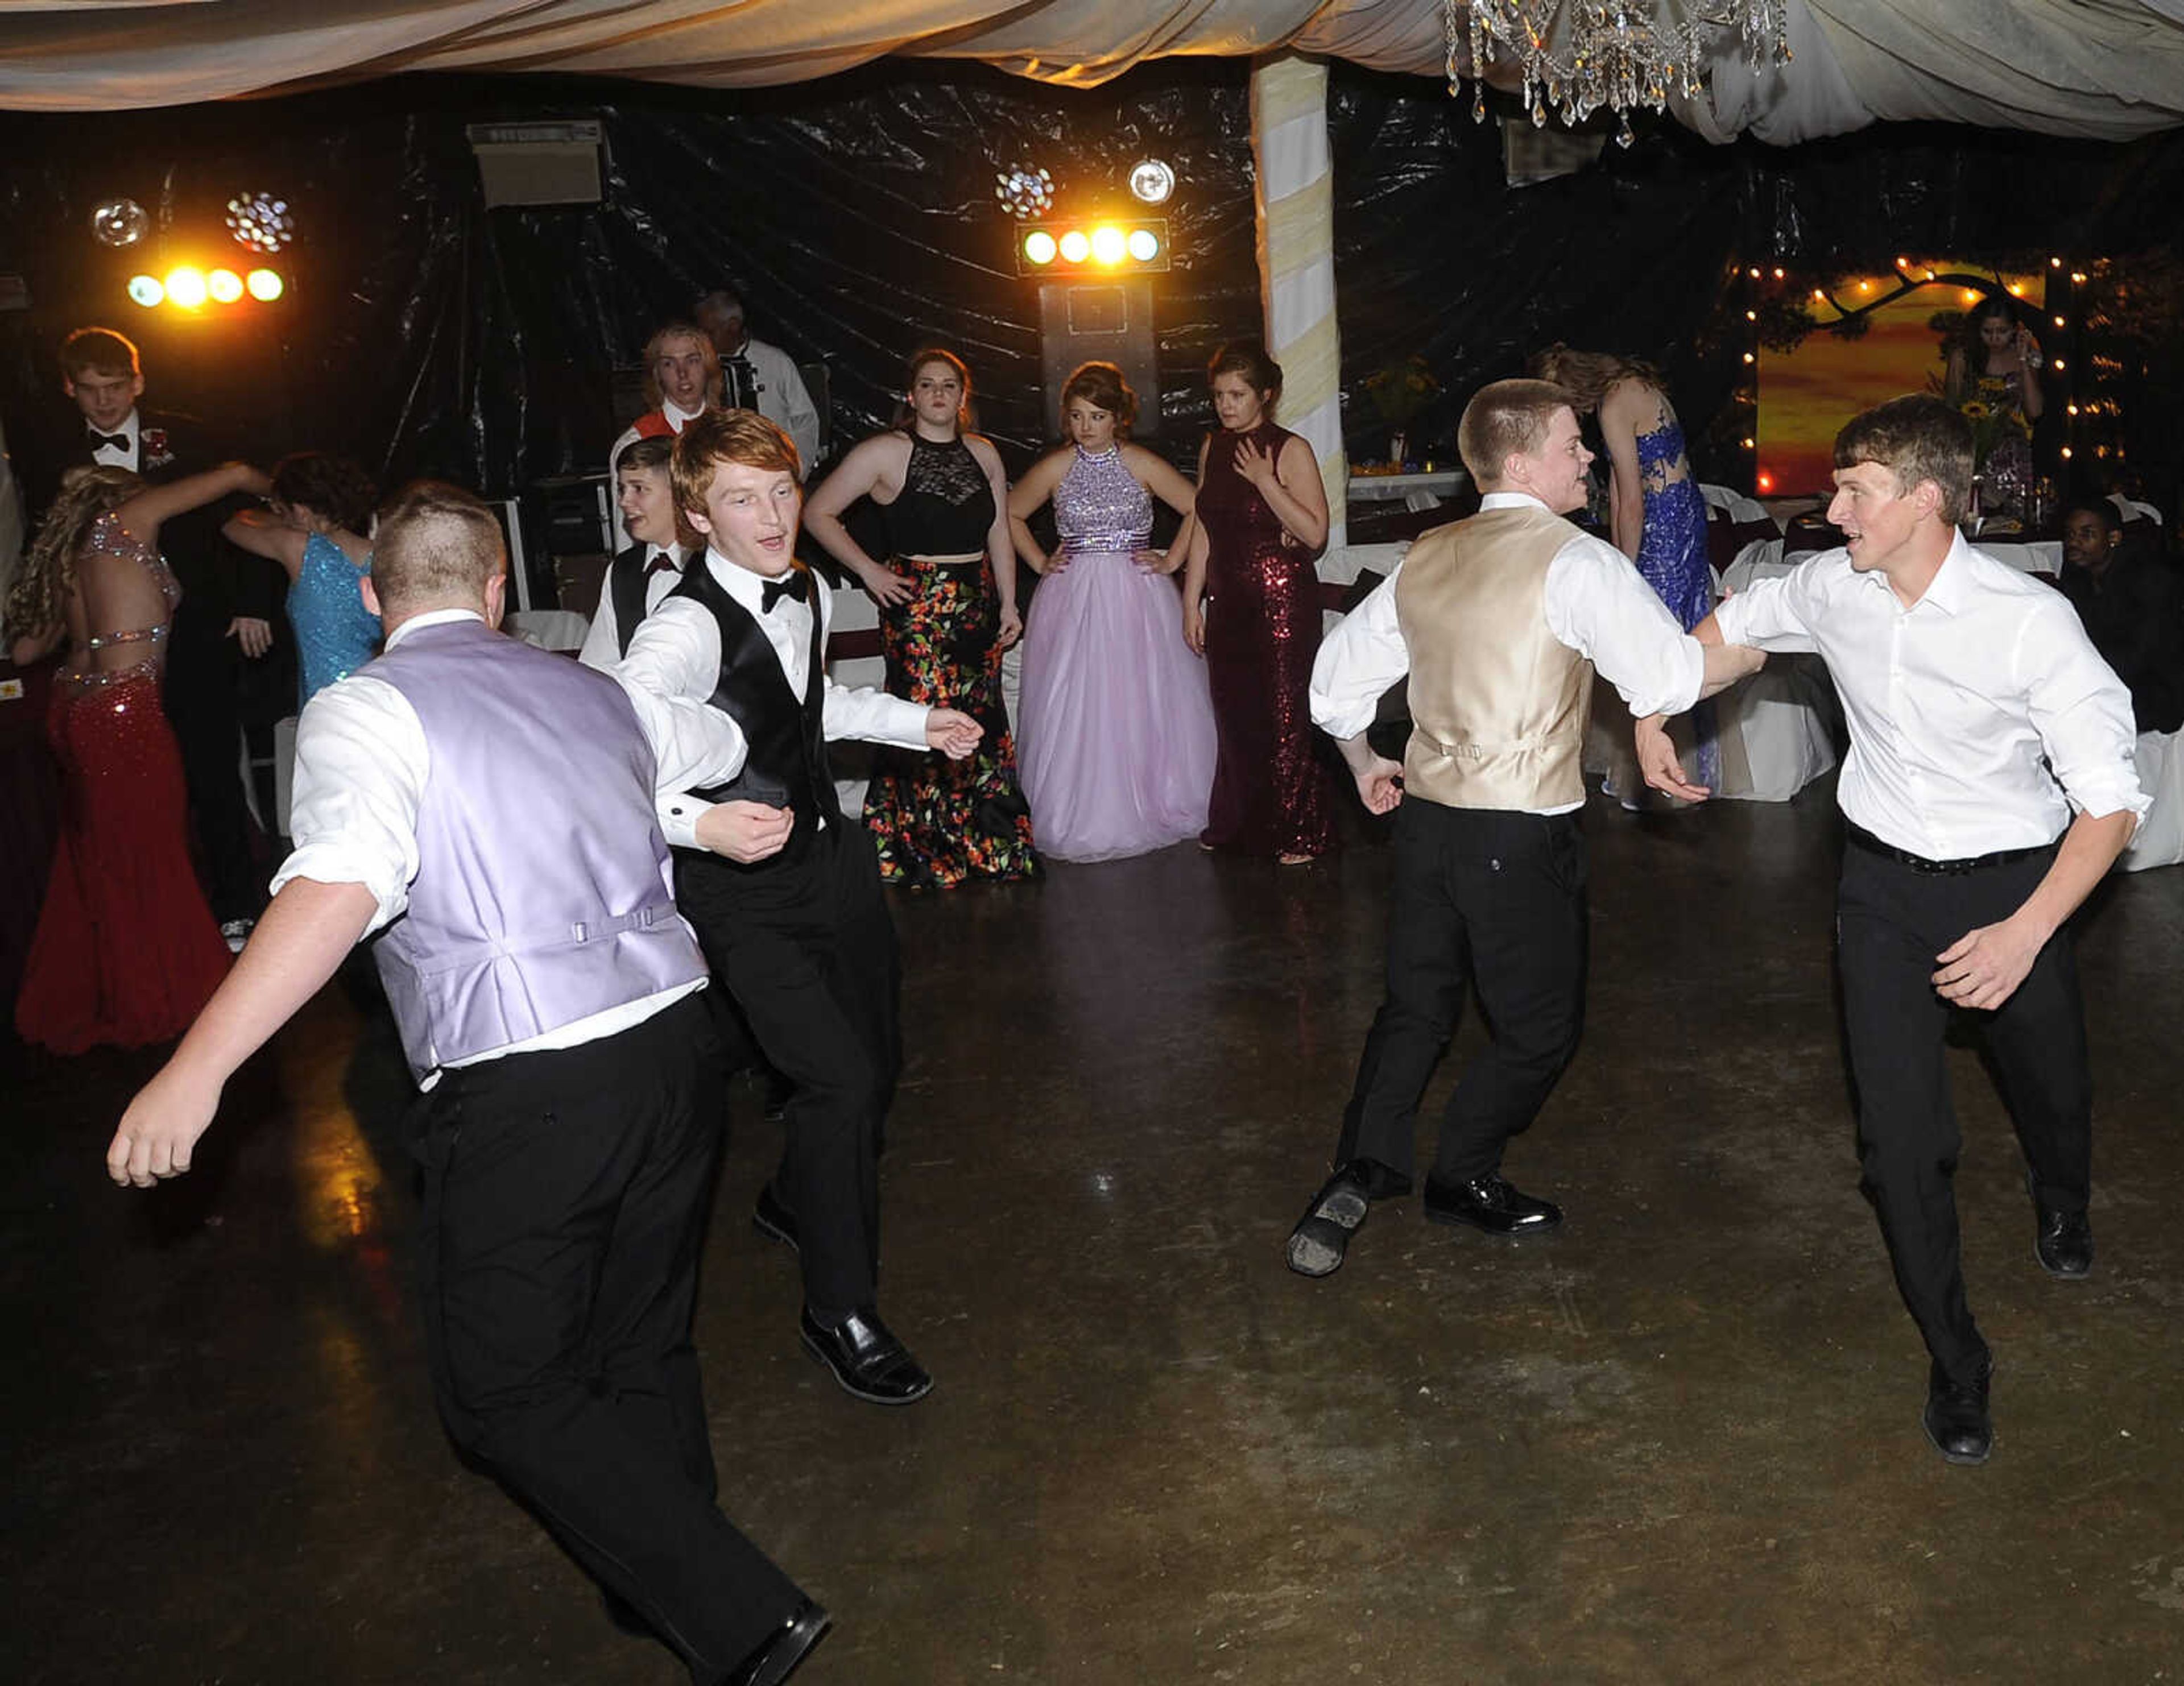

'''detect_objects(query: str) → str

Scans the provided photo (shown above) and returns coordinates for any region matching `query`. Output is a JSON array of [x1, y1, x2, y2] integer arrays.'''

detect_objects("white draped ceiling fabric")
[[3, 1, 2183, 141]]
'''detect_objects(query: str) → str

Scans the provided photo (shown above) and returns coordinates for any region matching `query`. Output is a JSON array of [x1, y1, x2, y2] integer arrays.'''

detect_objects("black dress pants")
[[1836, 839, 2091, 1382], [677, 822, 900, 1314], [1337, 800, 1589, 1188], [414, 995, 800, 1682], [163, 595, 258, 922]]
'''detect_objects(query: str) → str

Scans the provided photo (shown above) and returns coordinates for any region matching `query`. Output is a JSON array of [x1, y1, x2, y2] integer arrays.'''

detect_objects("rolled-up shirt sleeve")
[[271, 676, 426, 934], [1310, 564, 1410, 741], [1544, 536, 1705, 719], [2020, 595, 2151, 824], [1710, 569, 1819, 654]]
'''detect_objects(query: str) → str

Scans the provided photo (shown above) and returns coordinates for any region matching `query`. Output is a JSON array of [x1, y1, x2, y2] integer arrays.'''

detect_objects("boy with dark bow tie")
[[615, 408, 982, 1408]]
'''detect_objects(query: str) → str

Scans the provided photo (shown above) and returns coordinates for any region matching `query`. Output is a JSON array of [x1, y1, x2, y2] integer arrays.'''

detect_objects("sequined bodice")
[[1633, 412, 1691, 499], [289, 532, 382, 708], [1054, 447, 1152, 554], [64, 511, 180, 696], [1196, 421, 1296, 551]]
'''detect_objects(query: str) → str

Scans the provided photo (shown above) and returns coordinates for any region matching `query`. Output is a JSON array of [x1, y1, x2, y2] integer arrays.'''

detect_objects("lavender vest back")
[[365, 619, 705, 1080]]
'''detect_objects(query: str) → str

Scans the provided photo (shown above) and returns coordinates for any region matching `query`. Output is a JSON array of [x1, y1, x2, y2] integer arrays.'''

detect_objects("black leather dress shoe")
[[2029, 1176, 2094, 1278], [1922, 1355, 1995, 1465], [752, 1183, 800, 1256], [725, 1598, 831, 1686], [800, 1307, 933, 1406], [1285, 1161, 1375, 1278], [1422, 1173, 1563, 1237]]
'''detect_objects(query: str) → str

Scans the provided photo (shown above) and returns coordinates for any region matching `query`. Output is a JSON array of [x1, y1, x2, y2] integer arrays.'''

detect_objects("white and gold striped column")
[[1250, 50, 1347, 558]]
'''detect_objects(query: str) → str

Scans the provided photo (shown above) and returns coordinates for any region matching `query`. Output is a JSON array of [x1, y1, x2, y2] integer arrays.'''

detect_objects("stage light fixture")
[[1090, 225, 1126, 266], [246, 268, 285, 301], [165, 267, 209, 309], [1058, 230, 1091, 264], [226, 192, 294, 253], [1128, 159, 1175, 205], [1023, 230, 1058, 266], [91, 198, 148, 248], [127, 275, 164, 307], [1014, 219, 1169, 277], [208, 268, 244, 304], [1127, 228, 1160, 263]]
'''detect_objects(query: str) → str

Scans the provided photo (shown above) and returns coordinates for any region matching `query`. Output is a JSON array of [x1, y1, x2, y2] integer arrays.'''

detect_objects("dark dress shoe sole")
[[800, 1330, 934, 1407], [1286, 1175, 1371, 1278], [732, 1601, 832, 1686]]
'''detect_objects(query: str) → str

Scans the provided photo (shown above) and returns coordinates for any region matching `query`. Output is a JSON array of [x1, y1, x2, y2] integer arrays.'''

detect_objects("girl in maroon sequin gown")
[[1182, 341, 1337, 862], [6, 463, 265, 1051]]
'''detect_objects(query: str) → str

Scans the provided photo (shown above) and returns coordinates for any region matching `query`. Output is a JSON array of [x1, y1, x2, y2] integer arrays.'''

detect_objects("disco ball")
[[225, 192, 294, 254], [993, 165, 1055, 221], [90, 199, 148, 248]]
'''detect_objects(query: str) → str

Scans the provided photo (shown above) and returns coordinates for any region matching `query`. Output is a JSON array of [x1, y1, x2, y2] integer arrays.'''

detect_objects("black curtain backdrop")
[[2, 61, 2179, 522]]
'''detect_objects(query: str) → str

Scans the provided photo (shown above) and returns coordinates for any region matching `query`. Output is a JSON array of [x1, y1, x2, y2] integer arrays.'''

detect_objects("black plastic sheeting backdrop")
[[2, 61, 2180, 521]]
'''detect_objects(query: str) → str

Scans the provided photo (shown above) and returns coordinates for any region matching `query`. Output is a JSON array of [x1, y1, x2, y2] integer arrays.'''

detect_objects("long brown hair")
[[4, 465, 143, 639], [1528, 344, 1665, 415], [891, 347, 976, 434]]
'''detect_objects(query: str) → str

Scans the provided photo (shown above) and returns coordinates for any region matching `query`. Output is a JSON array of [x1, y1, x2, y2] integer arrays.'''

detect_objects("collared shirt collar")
[[1859, 528, 1971, 618], [385, 607, 485, 649], [704, 546, 797, 615], [89, 408, 140, 453], [1479, 490, 1551, 513], [664, 398, 705, 430]]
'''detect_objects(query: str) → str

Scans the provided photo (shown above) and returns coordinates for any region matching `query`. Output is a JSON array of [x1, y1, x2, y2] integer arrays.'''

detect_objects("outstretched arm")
[[222, 507, 311, 577], [118, 461, 271, 546], [107, 877, 378, 1187]]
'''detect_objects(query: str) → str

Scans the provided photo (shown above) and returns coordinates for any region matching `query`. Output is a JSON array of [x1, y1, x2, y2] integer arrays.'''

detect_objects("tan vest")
[[1394, 504, 1594, 811]]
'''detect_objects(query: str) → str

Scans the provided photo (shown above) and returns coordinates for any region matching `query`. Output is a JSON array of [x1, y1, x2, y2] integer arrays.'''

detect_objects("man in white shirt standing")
[[1641, 394, 2146, 1466], [1286, 379, 1760, 1278], [607, 321, 721, 552], [694, 288, 822, 474], [104, 481, 833, 1684]]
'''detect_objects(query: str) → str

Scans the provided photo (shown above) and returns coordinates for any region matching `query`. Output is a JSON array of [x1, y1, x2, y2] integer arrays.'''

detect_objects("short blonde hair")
[[642, 322, 722, 411], [373, 481, 506, 615], [1458, 379, 1574, 487]]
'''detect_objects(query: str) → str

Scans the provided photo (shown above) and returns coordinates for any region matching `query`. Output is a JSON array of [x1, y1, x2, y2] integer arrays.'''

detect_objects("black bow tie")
[[87, 429, 127, 453], [644, 550, 680, 577], [760, 570, 810, 613]]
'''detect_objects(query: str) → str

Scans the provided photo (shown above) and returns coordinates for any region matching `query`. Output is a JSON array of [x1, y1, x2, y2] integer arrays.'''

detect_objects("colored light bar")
[[1013, 219, 1171, 277]]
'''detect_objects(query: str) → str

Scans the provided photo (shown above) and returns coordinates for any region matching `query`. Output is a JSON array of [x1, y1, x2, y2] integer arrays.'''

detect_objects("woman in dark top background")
[[804, 347, 1036, 887], [1180, 339, 1336, 863]]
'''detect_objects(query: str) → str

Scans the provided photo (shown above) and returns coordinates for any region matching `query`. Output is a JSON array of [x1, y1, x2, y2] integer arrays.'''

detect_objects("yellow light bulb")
[[246, 268, 285, 301], [208, 269, 243, 304], [1058, 230, 1090, 264], [1090, 226, 1126, 266], [164, 267, 208, 309]]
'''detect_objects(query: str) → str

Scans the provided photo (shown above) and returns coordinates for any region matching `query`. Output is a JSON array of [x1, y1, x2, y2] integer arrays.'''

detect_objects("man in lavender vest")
[[105, 482, 832, 1685], [1285, 379, 1762, 1279]]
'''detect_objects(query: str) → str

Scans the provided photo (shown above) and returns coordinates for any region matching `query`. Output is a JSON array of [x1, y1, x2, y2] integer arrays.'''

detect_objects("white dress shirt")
[[1713, 532, 2148, 858], [577, 541, 686, 671], [607, 400, 705, 551], [724, 335, 822, 471], [613, 546, 931, 840], [88, 407, 140, 471], [1311, 491, 1707, 815], [273, 608, 747, 1078]]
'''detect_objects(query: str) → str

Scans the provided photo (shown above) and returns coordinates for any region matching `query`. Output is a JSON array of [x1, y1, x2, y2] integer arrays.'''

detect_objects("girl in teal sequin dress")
[[222, 453, 380, 709]]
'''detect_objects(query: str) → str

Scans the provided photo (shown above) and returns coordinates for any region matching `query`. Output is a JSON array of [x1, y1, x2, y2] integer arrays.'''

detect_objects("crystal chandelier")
[[1444, 1, 1790, 147]]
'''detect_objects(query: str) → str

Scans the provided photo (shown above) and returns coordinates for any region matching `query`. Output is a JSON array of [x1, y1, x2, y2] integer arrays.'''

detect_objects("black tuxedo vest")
[[668, 563, 839, 865]]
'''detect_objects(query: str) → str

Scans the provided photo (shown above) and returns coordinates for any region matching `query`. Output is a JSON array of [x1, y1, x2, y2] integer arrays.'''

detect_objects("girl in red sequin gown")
[[6, 463, 266, 1051], [1181, 341, 1337, 863]]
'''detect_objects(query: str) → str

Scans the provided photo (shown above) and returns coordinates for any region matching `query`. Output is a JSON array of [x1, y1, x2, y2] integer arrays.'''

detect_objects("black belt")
[[1843, 821, 2055, 876]]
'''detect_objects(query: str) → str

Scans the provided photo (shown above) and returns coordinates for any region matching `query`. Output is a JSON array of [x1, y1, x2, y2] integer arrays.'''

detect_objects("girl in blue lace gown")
[[1535, 346, 1718, 793], [222, 453, 380, 709]]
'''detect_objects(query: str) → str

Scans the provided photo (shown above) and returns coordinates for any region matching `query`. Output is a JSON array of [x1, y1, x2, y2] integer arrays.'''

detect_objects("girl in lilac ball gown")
[[1008, 362, 1216, 862]]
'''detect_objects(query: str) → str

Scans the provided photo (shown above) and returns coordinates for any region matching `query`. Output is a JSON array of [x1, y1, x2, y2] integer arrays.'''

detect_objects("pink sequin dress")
[[15, 512, 231, 1052], [1193, 422, 1337, 859]]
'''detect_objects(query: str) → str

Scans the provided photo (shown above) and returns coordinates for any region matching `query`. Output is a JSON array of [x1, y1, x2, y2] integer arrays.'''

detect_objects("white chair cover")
[[2120, 729, 2184, 872], [504, 608, 591, 651]]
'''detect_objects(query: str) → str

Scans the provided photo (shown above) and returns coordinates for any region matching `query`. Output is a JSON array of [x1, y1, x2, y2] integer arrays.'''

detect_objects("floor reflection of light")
[[1091, 1171, 1115, 1197]]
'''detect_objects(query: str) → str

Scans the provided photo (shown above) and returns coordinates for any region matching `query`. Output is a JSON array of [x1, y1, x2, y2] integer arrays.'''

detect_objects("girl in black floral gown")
[[804, 349, 1037, 887]]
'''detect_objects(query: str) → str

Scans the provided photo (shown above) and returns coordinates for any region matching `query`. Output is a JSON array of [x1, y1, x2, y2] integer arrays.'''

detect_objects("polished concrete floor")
[[11, 779, 2184, 1684]]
